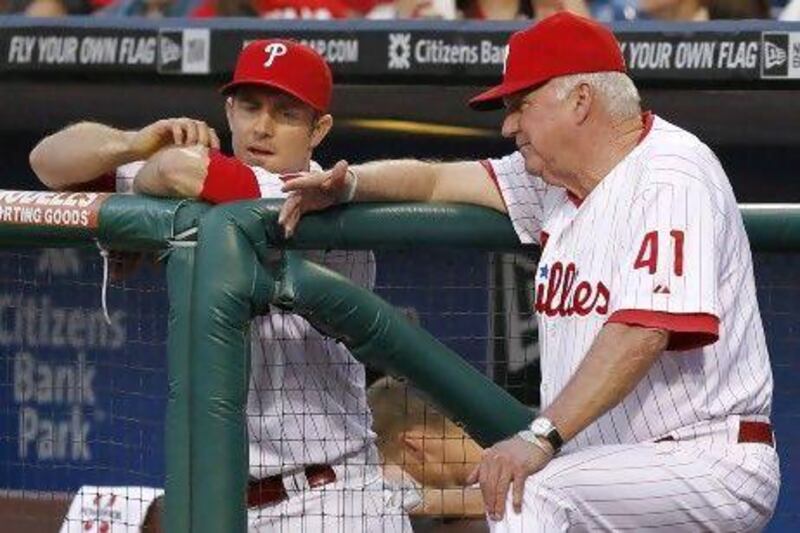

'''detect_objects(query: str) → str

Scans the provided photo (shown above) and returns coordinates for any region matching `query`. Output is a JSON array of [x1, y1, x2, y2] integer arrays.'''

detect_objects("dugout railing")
[[0, 193, 797, 532]]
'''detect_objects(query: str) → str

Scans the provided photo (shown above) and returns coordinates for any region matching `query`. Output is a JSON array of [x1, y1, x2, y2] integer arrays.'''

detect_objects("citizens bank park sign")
[[1, 21, 799, 83]]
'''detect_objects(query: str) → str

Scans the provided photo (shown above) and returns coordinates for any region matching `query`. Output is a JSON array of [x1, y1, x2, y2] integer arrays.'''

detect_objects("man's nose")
[[501, 111, 519, 139], [254, 111, 275, 136]]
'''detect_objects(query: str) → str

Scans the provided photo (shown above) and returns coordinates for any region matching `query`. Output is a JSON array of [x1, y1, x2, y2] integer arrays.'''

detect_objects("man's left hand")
[[466, 436, 553, 521], [278, 160, 350, 238]]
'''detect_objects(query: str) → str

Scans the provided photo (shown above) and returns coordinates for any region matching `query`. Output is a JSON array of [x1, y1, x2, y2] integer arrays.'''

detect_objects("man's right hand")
[[128, 118, 220, 159], [278, 160, 351, 238]]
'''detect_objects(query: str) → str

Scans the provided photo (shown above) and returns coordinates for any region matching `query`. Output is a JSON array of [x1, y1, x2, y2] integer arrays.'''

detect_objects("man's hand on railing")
[[278, 160, 352, 238]]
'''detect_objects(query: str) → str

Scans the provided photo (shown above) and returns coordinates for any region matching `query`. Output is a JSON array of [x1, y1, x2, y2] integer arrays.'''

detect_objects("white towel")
[[59, 485, 163, 533]]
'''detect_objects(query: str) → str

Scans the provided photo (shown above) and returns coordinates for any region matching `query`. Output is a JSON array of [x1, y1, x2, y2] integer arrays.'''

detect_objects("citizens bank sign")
[[0, 247, 167, 491], [4, 249, 124, 464]]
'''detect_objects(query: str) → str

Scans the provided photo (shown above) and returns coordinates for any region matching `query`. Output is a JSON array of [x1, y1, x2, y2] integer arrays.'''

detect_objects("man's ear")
[[310, 113, 333, 149], [401, 429, 426, 461], [572, 82, 592, 125], [225, 96, 235, 131]]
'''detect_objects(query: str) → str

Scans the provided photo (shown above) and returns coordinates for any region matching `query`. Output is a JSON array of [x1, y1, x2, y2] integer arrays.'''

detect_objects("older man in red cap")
[[30, 40, 410, 532], [279, 12, 780, 532]]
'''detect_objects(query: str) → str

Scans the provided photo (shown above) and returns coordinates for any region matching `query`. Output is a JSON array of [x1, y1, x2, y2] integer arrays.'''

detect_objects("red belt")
[[656, 421, 774, 447], [247, 465, 337, 508]]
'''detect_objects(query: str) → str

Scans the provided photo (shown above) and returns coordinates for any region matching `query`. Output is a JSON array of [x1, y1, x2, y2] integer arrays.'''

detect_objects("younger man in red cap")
[[279, 12, 780, 532], [30, 39, 410, 532]]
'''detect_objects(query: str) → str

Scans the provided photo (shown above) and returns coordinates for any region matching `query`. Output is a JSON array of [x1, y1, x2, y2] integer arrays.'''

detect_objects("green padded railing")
[[739, 204, 800, 252], [0, 194, 207, 249]]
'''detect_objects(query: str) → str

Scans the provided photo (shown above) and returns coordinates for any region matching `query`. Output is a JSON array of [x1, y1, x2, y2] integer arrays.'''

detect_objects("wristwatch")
[[517, 416, 563, 454]]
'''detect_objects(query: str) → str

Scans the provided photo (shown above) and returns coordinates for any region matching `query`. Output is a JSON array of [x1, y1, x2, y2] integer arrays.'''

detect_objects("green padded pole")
[[275, 252, 534, 448], [189, 207, 273, 533], [164, 246, 194, 533]]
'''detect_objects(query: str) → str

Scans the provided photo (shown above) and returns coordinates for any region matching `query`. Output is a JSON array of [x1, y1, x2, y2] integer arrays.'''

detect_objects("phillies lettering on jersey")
[[534, 260, 610, 317], [485, 113, 773, 450]]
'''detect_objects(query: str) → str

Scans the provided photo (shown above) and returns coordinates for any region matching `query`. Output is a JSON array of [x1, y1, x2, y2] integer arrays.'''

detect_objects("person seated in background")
[[366, 0, 458, 18], [610, 0, 769, 20], [384, 0, 589, 19], [367, 376, 485, 520], [22, 0, 192, 17], [98, 0, 174, 17], [23, 0, 112, 16], [708, 0, 770, 18], [0, 0, 29, 13], [529, 0, 590, 19], [636, 0, 710, 19], [457, 0, 533, 19], [190, 0, 359, 17]]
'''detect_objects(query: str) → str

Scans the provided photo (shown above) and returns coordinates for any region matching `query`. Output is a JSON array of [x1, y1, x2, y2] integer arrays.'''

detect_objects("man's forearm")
[[541, 323, 669, 444], [350, 160, 439, 202], [30, 122, 138, 190], [413, 487, 485, 517], [350, 159, 505, 212]]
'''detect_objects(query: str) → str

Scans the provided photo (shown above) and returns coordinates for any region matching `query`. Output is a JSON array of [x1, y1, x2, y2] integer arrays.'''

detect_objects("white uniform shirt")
[[780, 0, 800, 20], [485, 114, 772, 451], [116, 161, 377, 478]]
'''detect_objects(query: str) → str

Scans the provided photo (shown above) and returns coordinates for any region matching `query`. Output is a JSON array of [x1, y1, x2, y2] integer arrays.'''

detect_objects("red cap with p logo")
[[220, 39, 333, 113]]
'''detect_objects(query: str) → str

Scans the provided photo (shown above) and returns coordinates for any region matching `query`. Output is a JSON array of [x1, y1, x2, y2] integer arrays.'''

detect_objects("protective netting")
[[0, 245, 796, 531]]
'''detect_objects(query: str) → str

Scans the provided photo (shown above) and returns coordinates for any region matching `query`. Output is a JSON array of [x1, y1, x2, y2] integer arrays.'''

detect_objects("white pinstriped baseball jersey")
[[116, 161, 379, 478], [485, 113, 773, 452]]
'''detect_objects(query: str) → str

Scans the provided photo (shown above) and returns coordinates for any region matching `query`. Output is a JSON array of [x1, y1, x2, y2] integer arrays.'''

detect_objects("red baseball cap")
[[220, 39, 332, 113], [469, 12, 626, 111]]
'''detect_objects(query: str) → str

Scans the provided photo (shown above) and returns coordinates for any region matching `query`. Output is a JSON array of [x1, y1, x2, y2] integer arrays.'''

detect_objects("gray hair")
[[551, 72, 641, 120]]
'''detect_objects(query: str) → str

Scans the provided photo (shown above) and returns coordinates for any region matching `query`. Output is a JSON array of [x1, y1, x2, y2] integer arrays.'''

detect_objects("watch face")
[[531, 418, 550, 435]]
